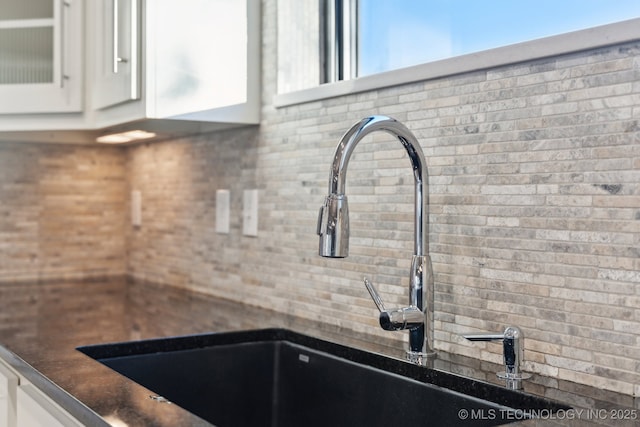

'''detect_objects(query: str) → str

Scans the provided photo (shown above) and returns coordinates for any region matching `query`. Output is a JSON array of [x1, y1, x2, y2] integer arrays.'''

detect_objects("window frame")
[[321, 0, 357, 84], [274, 13, 640, 108]]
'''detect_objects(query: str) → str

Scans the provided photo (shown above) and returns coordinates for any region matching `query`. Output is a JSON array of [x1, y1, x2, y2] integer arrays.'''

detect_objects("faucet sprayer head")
[[317, 193, 349, 257]]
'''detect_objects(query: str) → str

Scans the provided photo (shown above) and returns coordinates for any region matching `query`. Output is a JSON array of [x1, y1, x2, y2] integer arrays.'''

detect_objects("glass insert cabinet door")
[[0, 0, 82, 114]]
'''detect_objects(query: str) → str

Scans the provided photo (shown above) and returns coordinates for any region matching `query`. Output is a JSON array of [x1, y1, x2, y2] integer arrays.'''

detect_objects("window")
[[323, 0, 640, 82], [275, 0, 640, 104]]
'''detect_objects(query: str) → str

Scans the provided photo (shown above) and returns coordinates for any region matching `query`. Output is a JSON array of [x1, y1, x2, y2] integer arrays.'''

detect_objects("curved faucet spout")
[[317, 115, 436, 364], [319, 116, 429, 258]]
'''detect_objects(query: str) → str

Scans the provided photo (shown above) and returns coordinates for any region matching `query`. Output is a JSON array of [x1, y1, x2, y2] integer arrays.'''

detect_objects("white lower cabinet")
[[0, 360, 19, 427], [16, 385, 82, 427], [0, 357, 82, 427]]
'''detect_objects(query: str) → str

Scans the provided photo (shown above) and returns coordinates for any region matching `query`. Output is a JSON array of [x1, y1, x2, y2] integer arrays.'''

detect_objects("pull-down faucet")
[[317, 115, 435, 365]]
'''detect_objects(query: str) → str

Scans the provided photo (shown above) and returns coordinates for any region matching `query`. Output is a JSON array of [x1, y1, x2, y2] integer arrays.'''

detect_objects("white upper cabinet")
[[90, 0, 261, 131], [0, 0, 260, 141], [0, 0, 83, 114]]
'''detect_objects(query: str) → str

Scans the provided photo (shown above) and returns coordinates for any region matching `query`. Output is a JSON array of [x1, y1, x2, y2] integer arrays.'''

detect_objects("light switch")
[[131, 190, 142, 227], [243, 189, 258, 237], [216, 189, 230, 234]]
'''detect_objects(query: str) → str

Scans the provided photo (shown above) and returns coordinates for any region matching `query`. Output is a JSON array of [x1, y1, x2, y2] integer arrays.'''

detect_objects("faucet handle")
[[364, 278, 387, 312], [363, 278, 424, 331]]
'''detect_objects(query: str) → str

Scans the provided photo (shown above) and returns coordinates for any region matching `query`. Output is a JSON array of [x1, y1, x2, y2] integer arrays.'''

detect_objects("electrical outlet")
[[216, 190, 230, 234], [243, 189, 258, 237], [131, 190, 142, 227]]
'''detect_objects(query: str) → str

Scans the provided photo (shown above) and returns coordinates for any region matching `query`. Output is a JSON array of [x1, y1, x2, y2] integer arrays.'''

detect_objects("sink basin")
[[78, 329, 566, 427]]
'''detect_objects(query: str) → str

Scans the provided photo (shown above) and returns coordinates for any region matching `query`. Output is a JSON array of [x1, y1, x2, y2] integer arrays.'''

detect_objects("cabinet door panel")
[[0, 361, 18, 427], [0, 0, 82, 114], [16, 385, 81, 427], [91, 0, 140, 109]]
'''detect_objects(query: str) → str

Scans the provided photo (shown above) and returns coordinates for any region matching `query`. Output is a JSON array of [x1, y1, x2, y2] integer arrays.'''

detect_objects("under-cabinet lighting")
[[96, 130, 157, 144]]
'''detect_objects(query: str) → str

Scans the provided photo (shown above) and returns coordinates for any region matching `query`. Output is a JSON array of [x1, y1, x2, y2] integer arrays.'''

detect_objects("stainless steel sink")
[[78, 329, 566, 427]]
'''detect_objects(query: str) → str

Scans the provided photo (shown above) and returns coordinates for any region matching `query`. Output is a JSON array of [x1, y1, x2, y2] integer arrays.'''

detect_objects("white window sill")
[[273, 18, 640, 108]]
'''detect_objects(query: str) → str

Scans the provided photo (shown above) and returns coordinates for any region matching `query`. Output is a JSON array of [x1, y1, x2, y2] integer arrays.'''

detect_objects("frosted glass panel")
[[277, 0, 320, 94], [154, 0, 247, 116], [0, 0, 53, 20], [0, 27, 54, 84]]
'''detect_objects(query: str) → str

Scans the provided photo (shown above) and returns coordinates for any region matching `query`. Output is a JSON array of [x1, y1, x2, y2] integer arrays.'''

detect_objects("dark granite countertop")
[[0, 277, 637, 426]]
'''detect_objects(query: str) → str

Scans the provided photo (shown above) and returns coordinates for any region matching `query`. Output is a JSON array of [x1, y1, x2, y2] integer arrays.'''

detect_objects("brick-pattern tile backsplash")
[[127, 4, 639, 395], [0, 143, 127, 281], [1, 0, 639, 396]]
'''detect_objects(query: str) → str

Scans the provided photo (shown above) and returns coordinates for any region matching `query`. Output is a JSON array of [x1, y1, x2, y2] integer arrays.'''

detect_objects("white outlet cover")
[[216, 190, 230, 234], [243, 189, 258, 237], [131, 190, 142, 227]]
